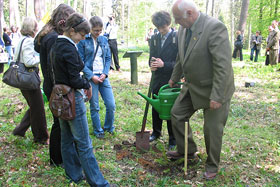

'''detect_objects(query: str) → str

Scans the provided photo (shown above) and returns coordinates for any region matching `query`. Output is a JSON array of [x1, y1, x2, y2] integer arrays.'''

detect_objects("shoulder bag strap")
[[16, 37, 27, 64], [92, 42, 100, 62], [49, 44, 56, 85]]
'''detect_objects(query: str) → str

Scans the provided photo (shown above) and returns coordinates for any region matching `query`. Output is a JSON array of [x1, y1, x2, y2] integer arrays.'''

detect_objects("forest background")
[[0, 0, 280, 49]]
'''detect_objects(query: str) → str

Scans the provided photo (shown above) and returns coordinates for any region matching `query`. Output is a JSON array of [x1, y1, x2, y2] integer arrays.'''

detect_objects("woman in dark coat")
[[232, 30, 243, 61]]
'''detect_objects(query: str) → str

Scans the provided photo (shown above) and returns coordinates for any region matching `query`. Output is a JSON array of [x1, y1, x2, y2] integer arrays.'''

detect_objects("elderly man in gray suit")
[[250, 31, 262, 62], [266, 20, 280, 65], [167, 0, 235, 180]]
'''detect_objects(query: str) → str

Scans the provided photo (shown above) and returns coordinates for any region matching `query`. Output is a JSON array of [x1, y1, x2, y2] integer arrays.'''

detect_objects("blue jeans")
[[89, 76, 115, 135], [5, 46, 13, 64], [59, 91, 109, 186], [250, 46, 259, 62]]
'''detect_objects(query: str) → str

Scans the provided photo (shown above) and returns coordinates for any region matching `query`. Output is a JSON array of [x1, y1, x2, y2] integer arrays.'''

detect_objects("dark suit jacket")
[[149, 29, 178, 93], [171, 13, 235, 109]]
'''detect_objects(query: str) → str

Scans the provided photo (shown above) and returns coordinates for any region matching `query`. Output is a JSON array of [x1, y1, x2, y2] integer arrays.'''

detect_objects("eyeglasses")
[[92, 29, 102, 33]]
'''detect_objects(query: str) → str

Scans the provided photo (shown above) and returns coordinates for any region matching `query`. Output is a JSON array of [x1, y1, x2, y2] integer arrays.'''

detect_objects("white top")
[[92, 39, 104, 74], [14, 36, 39, 67], [105, 23, 118, 40]]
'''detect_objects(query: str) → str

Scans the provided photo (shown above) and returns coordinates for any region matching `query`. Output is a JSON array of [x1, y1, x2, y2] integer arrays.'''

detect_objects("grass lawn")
[[0, 49, 279, 186]]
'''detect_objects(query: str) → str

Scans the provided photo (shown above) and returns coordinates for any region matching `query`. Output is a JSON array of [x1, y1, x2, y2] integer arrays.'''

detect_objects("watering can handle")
[[159, 82, 183, 93]]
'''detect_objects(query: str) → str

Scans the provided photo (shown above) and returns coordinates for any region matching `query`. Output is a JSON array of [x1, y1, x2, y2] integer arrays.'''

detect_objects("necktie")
[[161, 35, 166, 48], [185, 29, 192, 54]]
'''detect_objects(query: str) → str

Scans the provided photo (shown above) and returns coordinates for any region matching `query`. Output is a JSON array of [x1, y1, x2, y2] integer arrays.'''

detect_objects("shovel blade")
[[136, 131, 150, 151]]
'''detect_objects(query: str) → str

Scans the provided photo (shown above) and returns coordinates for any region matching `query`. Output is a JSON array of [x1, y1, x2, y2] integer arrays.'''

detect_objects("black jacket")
[[34, 31, 58, 98], [51, 37, 90, 90], [234, 34, 243, 49], [3, 33, 12, 46], [149, 29, 178, 93]]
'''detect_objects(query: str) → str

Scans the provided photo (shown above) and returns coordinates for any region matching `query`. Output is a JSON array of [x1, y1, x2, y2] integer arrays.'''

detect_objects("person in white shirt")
[[104, 15, 120, 71]]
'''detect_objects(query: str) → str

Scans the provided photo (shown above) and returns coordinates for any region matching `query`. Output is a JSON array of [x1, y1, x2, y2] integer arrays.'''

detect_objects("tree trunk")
[[10, 0, 15, 26], [14, 0, 20, 27], [34, 0, 44, 22], [259, 0, 263, 21], [206, 0, 209, 15], [73, 0, 78, 11], [247, 20, 251, 50], [0, 0, 3, 37], [230, 0, 234, 46], [238, 0, 250, 34], [211, 0, 214, 17], [270, 0, 273, 17], [121, 0, 124, 40], [127, 0, 130, 48], [275, 0, 279, 19]]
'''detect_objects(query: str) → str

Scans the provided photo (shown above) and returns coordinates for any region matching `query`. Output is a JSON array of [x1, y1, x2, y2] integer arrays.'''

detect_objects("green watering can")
[[137, 82, 182, 120]]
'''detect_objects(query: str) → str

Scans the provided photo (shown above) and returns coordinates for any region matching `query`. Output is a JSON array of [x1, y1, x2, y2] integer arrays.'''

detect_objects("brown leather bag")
[[49, 84, 76, 121]]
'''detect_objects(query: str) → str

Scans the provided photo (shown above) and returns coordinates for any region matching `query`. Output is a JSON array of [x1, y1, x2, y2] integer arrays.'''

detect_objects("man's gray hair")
[[177, 0, 198, 18]]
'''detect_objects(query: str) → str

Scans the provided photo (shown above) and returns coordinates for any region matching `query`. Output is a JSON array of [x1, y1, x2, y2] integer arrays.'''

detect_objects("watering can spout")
[[137, 92, 160, 113]]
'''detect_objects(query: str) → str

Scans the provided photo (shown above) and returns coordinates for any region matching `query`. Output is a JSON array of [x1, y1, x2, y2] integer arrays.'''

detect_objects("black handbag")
[[2, 37, 41, 90]]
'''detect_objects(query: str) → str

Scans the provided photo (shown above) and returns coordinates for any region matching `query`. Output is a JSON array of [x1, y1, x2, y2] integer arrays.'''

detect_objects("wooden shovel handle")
[[140, 72, 154, 133], [184, 121, 188, 175]]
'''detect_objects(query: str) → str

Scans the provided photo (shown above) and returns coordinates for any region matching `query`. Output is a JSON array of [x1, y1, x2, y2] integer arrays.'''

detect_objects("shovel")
[[136, 72, 154, 151]]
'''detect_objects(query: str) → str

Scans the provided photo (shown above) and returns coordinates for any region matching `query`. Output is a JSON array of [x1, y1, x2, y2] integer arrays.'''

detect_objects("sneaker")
[[95, 133, 105, 139]]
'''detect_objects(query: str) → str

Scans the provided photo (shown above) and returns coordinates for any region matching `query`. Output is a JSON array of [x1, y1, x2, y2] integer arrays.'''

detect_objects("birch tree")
[[238, 0, 249, 34]]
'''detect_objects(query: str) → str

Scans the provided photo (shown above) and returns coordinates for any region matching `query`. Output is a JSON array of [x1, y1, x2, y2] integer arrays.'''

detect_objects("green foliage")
[[249, 0, 280, 37]]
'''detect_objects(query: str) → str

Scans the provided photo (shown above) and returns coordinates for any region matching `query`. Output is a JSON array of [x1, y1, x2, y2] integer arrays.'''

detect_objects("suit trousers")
[[108, 39, 120, 70], [232, 47, 243, 61], [13, 88, 49, 143], [269, 49, 279, 65], [171, 90, 231, 173], [151, 90, 176, 145], [45, 89, 63, 166], [250, 46, 260, 62]]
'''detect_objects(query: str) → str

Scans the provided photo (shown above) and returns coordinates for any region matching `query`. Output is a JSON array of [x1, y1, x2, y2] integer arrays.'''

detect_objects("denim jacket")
[[77, 34, 111, 80]]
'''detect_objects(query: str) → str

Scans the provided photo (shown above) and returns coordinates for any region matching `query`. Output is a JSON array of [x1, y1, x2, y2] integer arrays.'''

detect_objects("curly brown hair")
[[36, 4, 75, 45]]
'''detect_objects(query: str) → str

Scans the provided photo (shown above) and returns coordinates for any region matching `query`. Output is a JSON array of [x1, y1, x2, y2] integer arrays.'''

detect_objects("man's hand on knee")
[[210, 100, 222, 110]]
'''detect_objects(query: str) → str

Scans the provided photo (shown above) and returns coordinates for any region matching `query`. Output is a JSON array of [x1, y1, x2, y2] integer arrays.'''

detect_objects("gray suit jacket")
[[267, 30, 280, 50], [171, 13, 235, 110], [250, 35, 262, 50]]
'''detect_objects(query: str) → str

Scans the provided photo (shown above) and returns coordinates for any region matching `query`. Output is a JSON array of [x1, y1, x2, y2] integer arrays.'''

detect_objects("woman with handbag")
[[12, 17, 49, 145], [34, 3, 75, 167], [232, 30, 243, 61], [77, 16, 116, 139], [51, 13, 109, 186]]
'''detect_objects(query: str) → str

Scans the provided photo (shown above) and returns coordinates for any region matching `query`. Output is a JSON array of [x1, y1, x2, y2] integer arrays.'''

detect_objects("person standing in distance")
[[250, 31, 262, 62], [167, 0, 235, 180], [104, 15, 120, 71], [148, 11, 178, 150], [266, 20, 280, 65]]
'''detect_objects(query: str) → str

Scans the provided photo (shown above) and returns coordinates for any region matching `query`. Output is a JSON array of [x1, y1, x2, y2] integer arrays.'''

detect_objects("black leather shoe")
[[149, 134, 159, 142]]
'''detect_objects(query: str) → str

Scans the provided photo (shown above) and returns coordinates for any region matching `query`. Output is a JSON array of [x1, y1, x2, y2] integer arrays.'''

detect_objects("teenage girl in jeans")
[[51, 13, 109, 186], [78, 16, 115, 139]]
